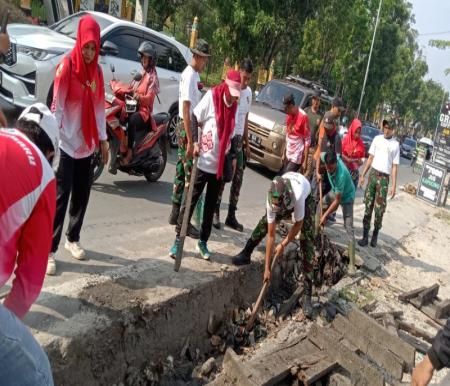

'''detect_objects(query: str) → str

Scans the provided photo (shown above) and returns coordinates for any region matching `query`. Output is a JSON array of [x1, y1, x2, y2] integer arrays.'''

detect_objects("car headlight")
[[273, 123, 286, 136], [17, 45, 63, 61]]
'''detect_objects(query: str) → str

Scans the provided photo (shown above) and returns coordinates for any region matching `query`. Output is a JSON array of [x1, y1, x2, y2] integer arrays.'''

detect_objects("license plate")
[[249, 133, 261, 146]]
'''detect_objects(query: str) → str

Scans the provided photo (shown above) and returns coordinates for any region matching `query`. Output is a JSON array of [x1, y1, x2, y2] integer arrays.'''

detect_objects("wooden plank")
[[347, 309, 415, 370], [222, 348, 257, 386], [409, 301, 446, 328], [371, 311, 404, 319], [398, 286, 427, 302], [435, 299, 450, 319], [397, 330, 431, 355], [332, 315, 404, 380], [397, 321, 435, 344], [382, 313, 399, 337], [416, 284, 440, 307], [297, 359, 338, 385], [308, 324, 385, 386]]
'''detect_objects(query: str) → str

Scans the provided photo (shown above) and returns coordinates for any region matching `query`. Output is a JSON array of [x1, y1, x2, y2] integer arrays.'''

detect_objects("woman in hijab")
[[342, 118, 365, 188], [121, 41, 160, 165], [47, 15, 108, 275]]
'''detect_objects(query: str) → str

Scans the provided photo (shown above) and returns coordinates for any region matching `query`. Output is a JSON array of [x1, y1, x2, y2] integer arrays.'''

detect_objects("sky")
[[410, 0, 450, 91]]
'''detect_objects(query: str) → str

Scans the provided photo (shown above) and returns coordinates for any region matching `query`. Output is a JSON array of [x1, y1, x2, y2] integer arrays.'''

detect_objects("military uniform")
[[362, 169, 389, 232]]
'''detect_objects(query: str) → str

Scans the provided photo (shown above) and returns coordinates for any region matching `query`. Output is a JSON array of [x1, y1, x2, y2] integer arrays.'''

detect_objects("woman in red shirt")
[[48, 15, 108, 275], [342, 119, 365, 188], [122, 41, 160, 165]]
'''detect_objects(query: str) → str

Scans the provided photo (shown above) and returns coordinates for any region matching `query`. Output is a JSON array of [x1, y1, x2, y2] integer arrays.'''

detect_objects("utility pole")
[[357, 0, 383, 118]]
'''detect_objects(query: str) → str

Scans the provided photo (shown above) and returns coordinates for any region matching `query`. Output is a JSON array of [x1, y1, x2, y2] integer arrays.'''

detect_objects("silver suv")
[[0, 11, 191, 146]]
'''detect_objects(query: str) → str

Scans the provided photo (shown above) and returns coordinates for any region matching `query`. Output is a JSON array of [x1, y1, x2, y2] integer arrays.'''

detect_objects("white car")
[[0, 11, 191, 146]]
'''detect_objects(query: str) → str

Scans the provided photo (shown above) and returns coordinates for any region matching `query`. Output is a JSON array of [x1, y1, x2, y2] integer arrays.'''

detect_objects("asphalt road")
[[1, 101, 416, 290]]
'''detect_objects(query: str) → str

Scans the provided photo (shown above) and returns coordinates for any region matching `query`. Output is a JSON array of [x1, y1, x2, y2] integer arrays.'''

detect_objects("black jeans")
[[127, 112, 147, 149], [176, 168, 221, 242], [51, 150, 93, 252]]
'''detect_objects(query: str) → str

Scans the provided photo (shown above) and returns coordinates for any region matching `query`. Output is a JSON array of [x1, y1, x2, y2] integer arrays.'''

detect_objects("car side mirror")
[[100, 41, 119, 57]]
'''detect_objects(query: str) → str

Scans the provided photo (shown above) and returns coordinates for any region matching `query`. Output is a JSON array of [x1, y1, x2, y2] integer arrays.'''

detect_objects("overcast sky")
[[410, 0, 450, 91]]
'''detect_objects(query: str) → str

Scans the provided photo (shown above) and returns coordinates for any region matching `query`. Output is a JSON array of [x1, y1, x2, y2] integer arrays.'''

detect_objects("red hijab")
[[342, 118, 365, 160], [70, 15, 102, 147], [212, 81, 238, 179]]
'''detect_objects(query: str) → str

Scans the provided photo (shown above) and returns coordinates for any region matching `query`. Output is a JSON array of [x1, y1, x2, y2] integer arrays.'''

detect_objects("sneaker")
[[169, 238, 180, 259], [46, 253, 56, 276], [65, 239, 87, 260], [196, 241, 211, 261]]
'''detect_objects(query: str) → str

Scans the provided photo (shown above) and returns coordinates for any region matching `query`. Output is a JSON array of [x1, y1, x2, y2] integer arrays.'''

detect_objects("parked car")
[[400, 137, 417, 159], [248, 76, 333, 172], [360, 123, 381, 158], [0, 11, 191, 147]]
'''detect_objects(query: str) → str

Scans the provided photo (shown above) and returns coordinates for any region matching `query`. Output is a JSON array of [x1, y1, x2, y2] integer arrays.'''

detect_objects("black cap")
[[190, 39, 211, 57], [282, 93, 296, 106], [323, 111, 336, 130], [332, 97, 345, 112]]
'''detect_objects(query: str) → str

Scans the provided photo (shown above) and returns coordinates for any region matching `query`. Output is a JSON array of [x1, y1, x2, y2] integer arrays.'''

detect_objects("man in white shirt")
[[214, 58, 253, 232], [232, 172, 316, 318], [168, 39, 210, 239], [358, 119, 400, 247], [169, 70, 241, 261]]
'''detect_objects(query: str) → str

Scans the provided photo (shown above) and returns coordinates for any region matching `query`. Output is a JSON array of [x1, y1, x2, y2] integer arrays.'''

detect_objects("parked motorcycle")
[[92, 66, 169, 182]]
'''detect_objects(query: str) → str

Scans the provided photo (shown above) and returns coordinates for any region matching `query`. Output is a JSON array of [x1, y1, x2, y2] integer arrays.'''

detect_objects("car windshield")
[[256, 81, 304, 112], [362, 125, 380, 139], [50, 13, 112, 39], [404, 138, 416, 147]]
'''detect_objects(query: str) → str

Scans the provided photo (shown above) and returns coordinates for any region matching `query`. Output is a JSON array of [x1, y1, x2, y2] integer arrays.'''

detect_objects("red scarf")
[[70, 15, 101, 148], [212, 82, 238, 179], [342, 119, 365, 159]]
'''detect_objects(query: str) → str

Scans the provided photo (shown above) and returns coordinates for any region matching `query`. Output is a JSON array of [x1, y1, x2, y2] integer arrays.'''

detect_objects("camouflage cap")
[[267, 176, 295, 213]]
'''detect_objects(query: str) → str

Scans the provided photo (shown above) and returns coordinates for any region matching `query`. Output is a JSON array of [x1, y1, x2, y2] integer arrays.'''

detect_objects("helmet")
[[138, 41, 157, 61]]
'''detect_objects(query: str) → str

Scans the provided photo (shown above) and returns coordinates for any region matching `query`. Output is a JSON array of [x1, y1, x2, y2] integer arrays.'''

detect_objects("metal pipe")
[[357, 0, 383, 117]]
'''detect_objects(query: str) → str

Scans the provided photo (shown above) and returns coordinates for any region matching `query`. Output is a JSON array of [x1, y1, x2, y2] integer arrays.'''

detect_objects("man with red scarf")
[[48, 15, 108, 275], [342, 119, 365, 188], [169, 70, 241, 260], [282, 94, 311, 174]]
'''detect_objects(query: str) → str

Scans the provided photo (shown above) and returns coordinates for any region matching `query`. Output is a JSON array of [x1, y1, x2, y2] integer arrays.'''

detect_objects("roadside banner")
[[433, 102, 450, 170], [417, 161, 447, 206]]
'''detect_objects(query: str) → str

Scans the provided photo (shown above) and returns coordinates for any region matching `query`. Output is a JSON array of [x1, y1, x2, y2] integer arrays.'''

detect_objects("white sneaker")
[[46, 253, 56, 276], [65, 240, 87, 260]]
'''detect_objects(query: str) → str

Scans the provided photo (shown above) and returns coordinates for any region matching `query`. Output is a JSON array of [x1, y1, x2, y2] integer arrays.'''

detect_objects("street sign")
[[417, 162, 447, 206], [433, 102, 450, 170]]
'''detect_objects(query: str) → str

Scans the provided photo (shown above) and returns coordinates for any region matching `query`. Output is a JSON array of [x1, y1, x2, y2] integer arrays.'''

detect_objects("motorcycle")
[[92, 66, 169, 183]]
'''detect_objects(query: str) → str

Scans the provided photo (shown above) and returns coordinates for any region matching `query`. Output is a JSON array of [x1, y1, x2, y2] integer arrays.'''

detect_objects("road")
[[1, 101, 416, 291]]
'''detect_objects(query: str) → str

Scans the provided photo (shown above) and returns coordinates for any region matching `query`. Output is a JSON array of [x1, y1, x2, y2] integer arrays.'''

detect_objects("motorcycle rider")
[[121, 41, 160, 165]]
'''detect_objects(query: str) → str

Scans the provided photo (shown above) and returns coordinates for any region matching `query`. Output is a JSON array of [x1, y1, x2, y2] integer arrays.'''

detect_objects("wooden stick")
[[245, 251, 282, 332]]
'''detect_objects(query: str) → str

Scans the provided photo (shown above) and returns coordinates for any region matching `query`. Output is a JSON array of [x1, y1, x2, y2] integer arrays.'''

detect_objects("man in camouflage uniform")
[[358, 120, 400, 247], [168, 40, 210, 239], [232, 172, 315, 318], [213, 58, 254, 232]]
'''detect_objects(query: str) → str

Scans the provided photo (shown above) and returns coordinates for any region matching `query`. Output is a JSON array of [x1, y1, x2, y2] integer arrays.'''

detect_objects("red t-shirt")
[[285, 108, 311, 164], [0, 129, 56, 319]]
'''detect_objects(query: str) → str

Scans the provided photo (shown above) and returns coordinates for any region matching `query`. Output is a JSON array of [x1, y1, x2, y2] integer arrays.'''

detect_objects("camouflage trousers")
[[362, 169, 389, 232], [171, 122, 193, 205], [217, 136, 244, 210], [249, 194, 315, 280]]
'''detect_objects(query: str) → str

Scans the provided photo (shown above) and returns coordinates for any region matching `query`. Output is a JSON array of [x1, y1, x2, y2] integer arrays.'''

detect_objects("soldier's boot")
[[168, 203, 180, 225], [225, 205, 244, 232], [213, 205, 221, 230], [358, 227, 369, 247], [370, 229, 379, 247], [302, 278, 313, 319], [232, 238, 258, 266]]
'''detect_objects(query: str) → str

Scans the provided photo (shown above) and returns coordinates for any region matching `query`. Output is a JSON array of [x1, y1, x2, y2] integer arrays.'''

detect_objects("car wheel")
[[167, 110, 180, 148]]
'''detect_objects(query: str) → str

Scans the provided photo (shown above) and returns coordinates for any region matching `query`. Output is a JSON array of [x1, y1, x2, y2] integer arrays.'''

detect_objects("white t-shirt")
[[178, 65, 201, 119], [266, 172, 311, 224], [193, 90, 234, 174], [233, 87, 252, 136], [369, 135, 400, 175]]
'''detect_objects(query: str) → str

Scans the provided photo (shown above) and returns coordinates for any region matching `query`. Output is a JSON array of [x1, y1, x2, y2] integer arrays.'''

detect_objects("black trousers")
[[128, 112, 147, 149], [51, 150, 94, 252], [176, 169, 221, 242]]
